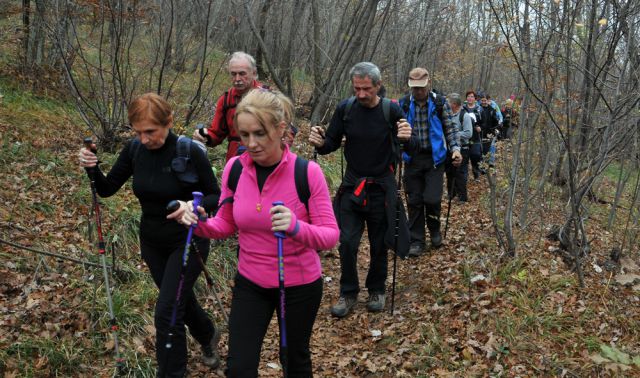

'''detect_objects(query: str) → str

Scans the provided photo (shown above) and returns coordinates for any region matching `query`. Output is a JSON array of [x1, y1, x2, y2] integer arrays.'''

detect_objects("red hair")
[[128, 93, 173, 126]]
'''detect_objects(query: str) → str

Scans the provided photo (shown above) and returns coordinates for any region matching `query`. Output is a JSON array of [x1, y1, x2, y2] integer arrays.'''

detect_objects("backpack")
[[343, 96, 391, 126], [342, 96, 399, 165], [130, 136, 206, 184], [222, 156, 311, 213], [482, 106, 499, 132], [219, 90, 237, 135], [462, 105, 481, 127]]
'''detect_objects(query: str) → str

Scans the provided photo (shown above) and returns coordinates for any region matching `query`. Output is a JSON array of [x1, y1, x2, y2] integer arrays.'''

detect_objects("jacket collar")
[[238, 143, 292, 169]]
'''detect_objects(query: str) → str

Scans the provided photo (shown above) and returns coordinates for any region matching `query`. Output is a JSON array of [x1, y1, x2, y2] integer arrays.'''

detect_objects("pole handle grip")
[[166, 200, 180, 213], [192, 192, 203, 212], [83, 137, 97, 154], [272, 201, 286, 239]]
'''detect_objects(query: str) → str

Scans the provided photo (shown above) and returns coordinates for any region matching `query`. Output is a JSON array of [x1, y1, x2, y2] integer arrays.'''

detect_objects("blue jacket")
[[400, 94, 448, 166]]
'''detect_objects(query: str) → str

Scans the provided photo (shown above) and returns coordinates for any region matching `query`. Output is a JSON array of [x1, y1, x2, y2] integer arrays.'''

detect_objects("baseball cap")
[[408, 68, 430, 88]]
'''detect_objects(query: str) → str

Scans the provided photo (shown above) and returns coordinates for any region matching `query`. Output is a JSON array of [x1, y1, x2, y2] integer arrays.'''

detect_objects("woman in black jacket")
[[78, 93, 221, 377]]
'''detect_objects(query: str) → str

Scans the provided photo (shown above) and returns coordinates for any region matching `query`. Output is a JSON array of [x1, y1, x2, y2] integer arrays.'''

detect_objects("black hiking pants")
[[226, 274, 322, 378], [446, 147, 469, 202], [337, 186, 388, 297], [403, 151, 444, 247], [141, 236, 216, 378]]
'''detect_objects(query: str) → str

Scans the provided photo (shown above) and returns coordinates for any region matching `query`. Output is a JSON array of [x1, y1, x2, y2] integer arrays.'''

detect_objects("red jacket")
[[207, 80, 264, 161]]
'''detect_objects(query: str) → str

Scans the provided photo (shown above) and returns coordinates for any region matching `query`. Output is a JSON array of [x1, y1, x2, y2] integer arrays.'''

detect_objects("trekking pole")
[[272, 201, 288, 378], [390, 161, 403, 315], [164, 192, 203, 369], [166, 200, 229, 325], [191, 240, 230, 324], [444, 168, 456, 239], [82, 138, 125, 374]]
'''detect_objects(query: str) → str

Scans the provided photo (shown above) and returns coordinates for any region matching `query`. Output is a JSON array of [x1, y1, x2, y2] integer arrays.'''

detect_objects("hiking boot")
[[202, 327, 220, 369], [366, 293, 385, 312], [430, 231, 443, 249], [408, 244, 426, 258], [331, 296, 357, 318]]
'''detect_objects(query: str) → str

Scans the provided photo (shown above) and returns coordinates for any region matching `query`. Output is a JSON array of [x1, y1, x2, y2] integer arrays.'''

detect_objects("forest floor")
[[1, 73, 640, 377]]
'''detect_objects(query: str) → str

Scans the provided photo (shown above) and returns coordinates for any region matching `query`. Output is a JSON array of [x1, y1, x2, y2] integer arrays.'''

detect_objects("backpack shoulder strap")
[[342, 96, 357, 123], [294, 157, 310, 213], [219, 158, 243, 206], [227, 158, 243, 193], [220, 91, 232, 132], [433, 93, 446, 123], [381, 97, 391, 128], [129, 138, 142, 168], [176, 135, 191, 160], [399, 94, 411, 115], [382, 98, 401, 168]]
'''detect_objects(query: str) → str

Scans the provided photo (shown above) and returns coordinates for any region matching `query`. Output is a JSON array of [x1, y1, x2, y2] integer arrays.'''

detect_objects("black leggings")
[[226, 274, 323, 378], [141, 237, 216, 378]]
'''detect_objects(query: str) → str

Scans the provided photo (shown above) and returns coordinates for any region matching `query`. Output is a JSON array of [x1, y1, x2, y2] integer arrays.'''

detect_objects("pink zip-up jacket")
[[194, 146, 339, 288]]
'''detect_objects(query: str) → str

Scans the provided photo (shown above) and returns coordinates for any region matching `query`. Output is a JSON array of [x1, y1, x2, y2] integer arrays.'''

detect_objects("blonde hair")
[[128, 93, 173, 126], [234, 89, 294, 140]]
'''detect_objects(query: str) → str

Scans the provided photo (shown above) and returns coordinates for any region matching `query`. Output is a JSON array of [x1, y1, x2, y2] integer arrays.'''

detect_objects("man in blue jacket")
[[400, 68, 461, 257]]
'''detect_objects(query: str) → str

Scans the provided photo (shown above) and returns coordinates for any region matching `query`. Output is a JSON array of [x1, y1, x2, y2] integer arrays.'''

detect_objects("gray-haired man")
[[309, 62, 411, 317]]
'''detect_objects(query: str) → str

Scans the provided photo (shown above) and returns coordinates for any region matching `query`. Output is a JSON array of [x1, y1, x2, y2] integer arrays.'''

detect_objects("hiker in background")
[[399, 68, 461, 257], [445, 93, 473, 203], [172, 89, 339, 376], [500, 98, 518, 139], [192, 51, 267, 161], [79, 93, 221, 377], [476, 89, 503, 127], [378, 84, 388, 98], [309, 62, 411, 317], [463, 90, 484, 179], [478, 92, 500, 167]]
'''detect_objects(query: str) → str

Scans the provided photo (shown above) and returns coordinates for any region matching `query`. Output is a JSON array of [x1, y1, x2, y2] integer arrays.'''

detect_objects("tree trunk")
[[254, 0, 272, 80], [283, 0, 307, 99], [22, 0, 30, 67], [310, 0, 379, 125], [309, 0, 322, 106]]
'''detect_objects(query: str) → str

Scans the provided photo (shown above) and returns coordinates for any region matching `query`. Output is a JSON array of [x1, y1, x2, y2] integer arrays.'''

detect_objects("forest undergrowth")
[[1, 71, 640, 377]]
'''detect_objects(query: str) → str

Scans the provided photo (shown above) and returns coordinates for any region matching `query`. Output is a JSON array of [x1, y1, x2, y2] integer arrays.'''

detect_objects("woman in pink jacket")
[[170, 89, 339, 377]]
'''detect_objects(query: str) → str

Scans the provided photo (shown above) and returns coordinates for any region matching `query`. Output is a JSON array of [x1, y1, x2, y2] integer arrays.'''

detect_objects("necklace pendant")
[[256, 203, 262, 212]]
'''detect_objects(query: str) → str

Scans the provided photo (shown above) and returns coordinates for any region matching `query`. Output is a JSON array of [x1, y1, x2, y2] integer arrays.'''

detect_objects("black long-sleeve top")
[[89, 132, 220, 247], [480, 105, 499, 136], [316, 99, 404, 178]]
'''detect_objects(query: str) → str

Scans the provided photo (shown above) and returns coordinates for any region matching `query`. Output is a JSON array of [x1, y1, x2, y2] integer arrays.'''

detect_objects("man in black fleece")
[[309, 62, 411, 317]]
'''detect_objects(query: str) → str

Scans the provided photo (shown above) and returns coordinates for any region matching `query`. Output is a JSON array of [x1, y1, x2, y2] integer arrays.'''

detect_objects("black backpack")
[[130, 136, 206, 184], [221, 156, 311, 213]]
